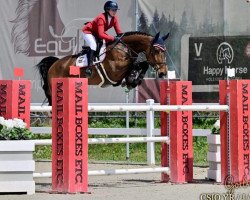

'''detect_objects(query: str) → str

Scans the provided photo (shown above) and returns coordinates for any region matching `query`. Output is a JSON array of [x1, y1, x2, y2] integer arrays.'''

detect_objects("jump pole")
[[0, 80, 31, 127], [220, 80, 250, 184], [160, 80, 193, 183], [51, 78, 88, 193]]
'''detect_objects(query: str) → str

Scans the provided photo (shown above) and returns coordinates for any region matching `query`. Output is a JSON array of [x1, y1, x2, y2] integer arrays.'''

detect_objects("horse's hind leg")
[[47, 94, 52, 106]]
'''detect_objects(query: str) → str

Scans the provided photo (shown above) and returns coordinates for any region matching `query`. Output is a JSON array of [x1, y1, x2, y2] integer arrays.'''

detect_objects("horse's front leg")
[[127, 61, 149, 88], [136, 61, 149, 84]]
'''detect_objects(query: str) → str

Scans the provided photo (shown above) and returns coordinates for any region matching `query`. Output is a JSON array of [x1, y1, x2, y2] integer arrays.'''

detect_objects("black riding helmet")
[[104, 1, 119, 11]]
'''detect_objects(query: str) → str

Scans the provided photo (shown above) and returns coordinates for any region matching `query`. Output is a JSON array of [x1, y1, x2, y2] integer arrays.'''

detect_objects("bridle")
[[147, 44, 167, 71]]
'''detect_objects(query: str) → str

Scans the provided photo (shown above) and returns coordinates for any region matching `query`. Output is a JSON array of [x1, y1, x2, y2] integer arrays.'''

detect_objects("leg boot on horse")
[[85, 49, 95, 77]]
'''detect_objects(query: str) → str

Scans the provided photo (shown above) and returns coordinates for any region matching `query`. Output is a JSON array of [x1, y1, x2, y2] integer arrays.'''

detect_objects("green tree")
[[149, 9, 160, 34], [138, 12, 149, 33], [180, 11, 188, 33]]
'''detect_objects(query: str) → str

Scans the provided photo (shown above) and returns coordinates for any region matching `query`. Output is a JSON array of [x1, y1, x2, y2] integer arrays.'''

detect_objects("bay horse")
[[36, 31, 169, 105]]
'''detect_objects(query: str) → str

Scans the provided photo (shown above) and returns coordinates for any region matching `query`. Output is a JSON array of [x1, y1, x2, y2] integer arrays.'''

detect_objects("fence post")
[[0, 80, 31, 127], [161, 81, 193, 183], [219, 80, 228, 183], [126, 90, 130, 160], [146, 99, 155, 165], [170, 81, 193, 183], [51, 78, 88, 193], [160, 80, 170, 182], [220, 80, 250, 184]]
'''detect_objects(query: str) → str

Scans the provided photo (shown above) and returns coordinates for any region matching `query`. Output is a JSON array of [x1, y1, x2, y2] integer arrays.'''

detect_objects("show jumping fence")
[[0, 78, 250, 194], [29, 101, 212, 166]]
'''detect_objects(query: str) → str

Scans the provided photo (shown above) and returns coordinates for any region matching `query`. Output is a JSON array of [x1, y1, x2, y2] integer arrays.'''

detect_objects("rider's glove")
[[114, 36, 121, 43]]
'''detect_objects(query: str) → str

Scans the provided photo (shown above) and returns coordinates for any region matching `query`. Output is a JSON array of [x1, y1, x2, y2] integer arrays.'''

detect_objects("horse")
[[36, 31, 169, 105]]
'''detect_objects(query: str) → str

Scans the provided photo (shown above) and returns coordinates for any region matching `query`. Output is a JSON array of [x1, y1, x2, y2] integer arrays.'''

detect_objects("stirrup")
[[85, 67, 92, 78]]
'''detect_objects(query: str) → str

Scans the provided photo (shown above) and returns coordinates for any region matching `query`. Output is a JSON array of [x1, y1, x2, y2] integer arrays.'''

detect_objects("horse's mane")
[[118, 31, 152, 37], [10, 0, 39, 55]]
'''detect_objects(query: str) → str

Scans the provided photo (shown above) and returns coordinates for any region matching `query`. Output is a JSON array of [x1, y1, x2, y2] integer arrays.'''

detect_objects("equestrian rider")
[[82, 1, 122, 77]]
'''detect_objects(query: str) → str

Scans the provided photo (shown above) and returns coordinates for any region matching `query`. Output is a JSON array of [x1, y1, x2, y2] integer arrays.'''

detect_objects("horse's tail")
[[35, 56, 59, 105]]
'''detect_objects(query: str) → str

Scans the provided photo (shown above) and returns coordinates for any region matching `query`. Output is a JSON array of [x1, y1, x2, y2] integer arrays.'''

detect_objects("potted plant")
[[0, 117, 35, 194], [207, 120, 221, 182]]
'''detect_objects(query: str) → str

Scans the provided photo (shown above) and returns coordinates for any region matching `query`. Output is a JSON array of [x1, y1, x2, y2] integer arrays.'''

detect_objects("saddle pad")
[[76, 55, 88, 67], [76, 43, 107, 68]]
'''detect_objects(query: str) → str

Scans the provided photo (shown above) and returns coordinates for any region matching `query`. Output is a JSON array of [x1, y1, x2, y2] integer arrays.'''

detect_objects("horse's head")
[[146, 32, 169, 78]]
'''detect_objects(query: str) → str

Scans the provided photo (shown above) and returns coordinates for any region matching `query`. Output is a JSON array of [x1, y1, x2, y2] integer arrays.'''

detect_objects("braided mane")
[[118, 31, 152, 37]]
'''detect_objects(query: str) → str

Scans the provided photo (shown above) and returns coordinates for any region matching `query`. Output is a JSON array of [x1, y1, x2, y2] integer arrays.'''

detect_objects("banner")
[[138, 0, 250, 103], [189, 36, 250, 102]]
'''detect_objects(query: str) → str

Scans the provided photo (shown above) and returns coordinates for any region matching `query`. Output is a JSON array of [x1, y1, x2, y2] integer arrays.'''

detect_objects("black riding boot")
[[85, 49, 95, 77]]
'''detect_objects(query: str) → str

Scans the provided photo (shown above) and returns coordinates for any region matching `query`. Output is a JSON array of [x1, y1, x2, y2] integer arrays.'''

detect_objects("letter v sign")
[[194, 43, 203, 57]]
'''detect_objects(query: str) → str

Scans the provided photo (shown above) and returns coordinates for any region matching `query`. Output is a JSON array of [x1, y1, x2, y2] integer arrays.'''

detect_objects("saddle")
[[75, 39, 106, 67], [80, 38, 103, 58]]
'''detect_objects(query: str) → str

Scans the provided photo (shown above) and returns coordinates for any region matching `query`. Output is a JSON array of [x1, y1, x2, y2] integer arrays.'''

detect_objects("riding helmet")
[[104, 1, 119, 11]]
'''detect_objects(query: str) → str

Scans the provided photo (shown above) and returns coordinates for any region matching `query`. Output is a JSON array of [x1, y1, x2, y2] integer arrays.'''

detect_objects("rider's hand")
[[114, 36, 120, 42]]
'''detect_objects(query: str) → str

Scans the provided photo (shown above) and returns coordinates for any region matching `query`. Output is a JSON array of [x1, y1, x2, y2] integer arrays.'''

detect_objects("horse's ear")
[[162, 33, 170, 41], [153, 32, 160, 43]]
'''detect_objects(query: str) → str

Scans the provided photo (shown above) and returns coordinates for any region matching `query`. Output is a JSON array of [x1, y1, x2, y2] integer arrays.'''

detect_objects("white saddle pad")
[[76, 55, 88, 67], [76, 43, 106, 67]]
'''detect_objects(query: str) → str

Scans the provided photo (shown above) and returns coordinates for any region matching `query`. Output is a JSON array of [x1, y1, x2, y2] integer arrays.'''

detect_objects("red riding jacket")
[[82, 13, 122, 42]]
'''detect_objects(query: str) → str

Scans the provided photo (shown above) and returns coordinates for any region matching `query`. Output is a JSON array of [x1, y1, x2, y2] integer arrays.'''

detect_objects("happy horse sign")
[[51, 78, 88, 193]]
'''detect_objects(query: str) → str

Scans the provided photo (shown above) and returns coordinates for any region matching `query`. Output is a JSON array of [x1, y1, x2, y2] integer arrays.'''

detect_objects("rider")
[[82, 0, 122, 77]]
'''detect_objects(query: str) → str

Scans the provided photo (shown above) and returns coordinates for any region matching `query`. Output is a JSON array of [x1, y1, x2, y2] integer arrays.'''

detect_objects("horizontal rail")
[[31, 106, 52, 112], [33, 167, 169, 178], [30, 105, 229, 113], [31, 136, 169, 146], [30, 127, 148, 136], [88, 136, 169, 144], [30, 127, 211, 136], [34, 172, 51, 178], [88, 105, 229, 112]]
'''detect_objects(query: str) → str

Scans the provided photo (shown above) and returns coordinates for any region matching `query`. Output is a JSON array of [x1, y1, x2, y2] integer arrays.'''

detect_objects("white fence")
[[30, 100, 217, 165]]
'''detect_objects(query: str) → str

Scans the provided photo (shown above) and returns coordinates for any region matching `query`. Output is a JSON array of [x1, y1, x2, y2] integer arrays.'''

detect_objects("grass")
[[32, 112, 217, 166]]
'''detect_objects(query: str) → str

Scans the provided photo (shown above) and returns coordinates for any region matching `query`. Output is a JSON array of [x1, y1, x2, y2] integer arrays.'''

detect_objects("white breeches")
[[82, 33, 97, 51]]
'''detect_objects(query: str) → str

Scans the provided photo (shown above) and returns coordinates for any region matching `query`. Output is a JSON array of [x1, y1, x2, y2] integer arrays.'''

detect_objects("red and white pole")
[[51, 78, 88, 193]]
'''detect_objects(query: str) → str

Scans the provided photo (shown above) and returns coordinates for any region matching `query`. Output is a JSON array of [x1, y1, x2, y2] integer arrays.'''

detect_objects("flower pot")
[[0, 140, 35, 194], [207, 134, 221, 182]]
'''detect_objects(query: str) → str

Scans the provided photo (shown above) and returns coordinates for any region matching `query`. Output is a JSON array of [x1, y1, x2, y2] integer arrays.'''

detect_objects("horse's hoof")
[[121, 81, 127, 87], [137, 80, 142, 85], [85, 68, 92, 78], [126, 85, 133, 90]]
